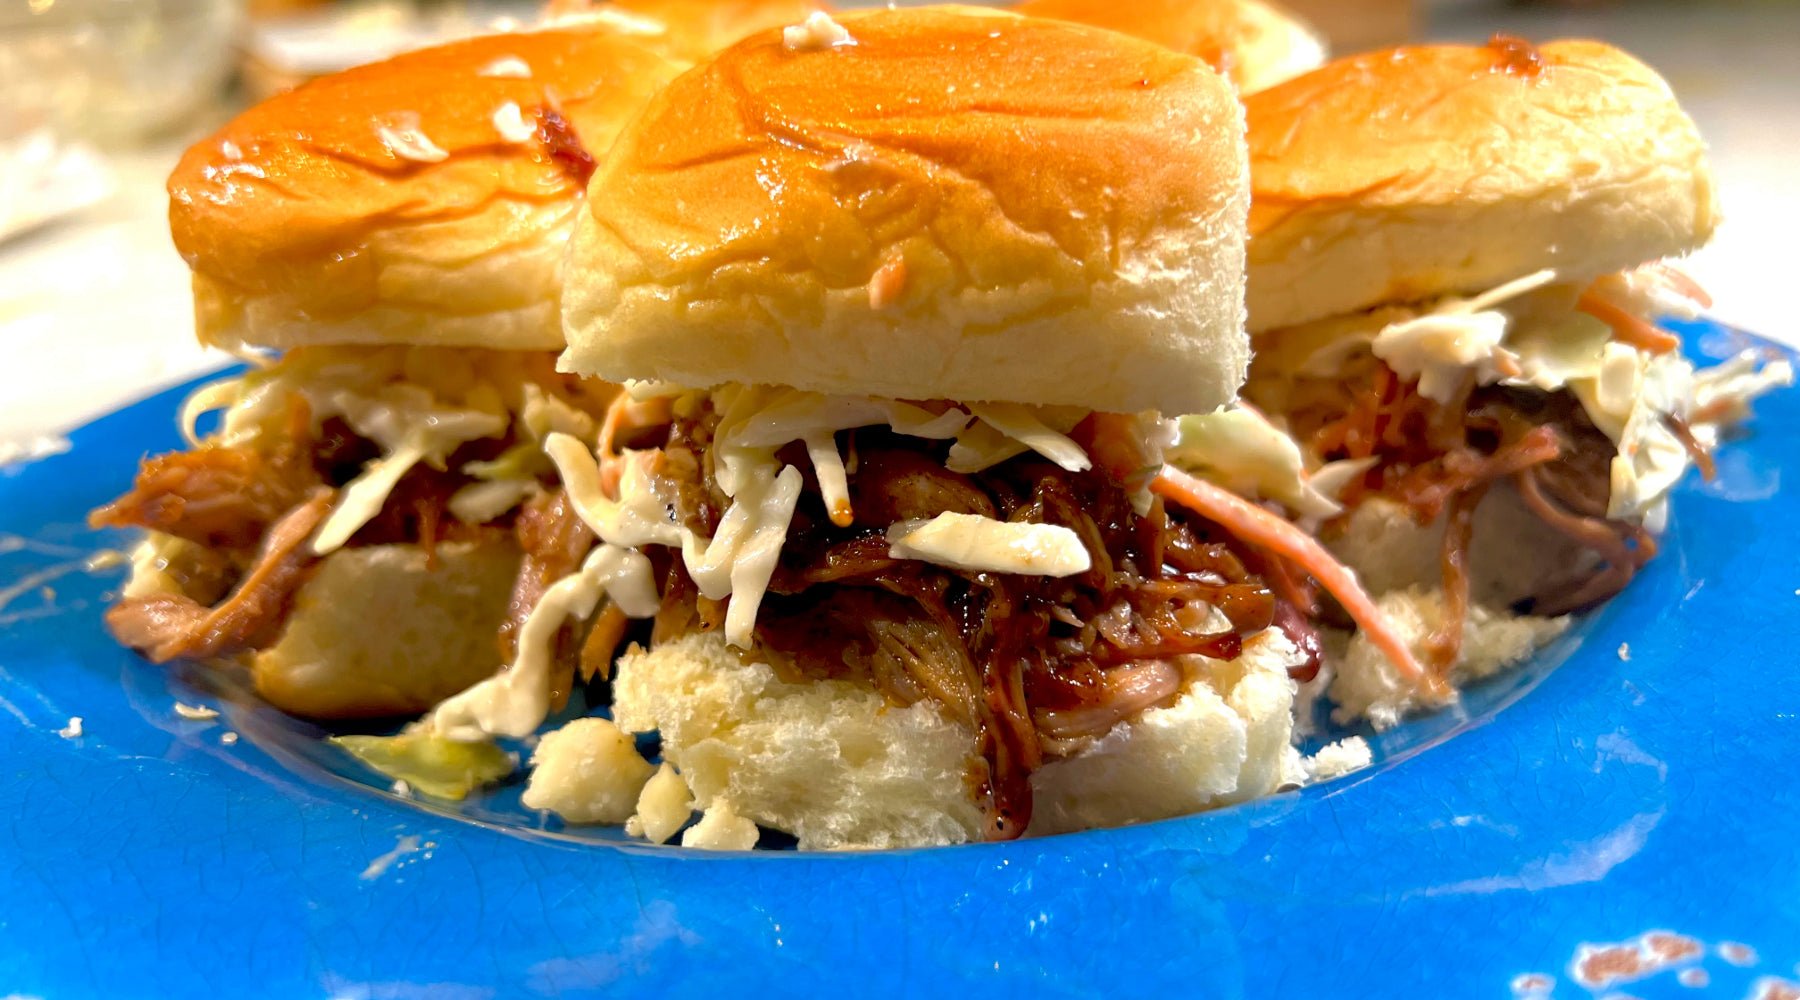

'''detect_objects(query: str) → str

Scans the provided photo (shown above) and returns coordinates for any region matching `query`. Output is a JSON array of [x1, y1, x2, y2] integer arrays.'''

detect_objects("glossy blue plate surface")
[[2, 323, 1796, 998]]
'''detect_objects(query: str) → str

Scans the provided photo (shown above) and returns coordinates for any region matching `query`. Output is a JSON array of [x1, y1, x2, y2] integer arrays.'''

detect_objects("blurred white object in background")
[[0, 130, 114, 244], [241, 0, 544, 97], [0, 0, 242, 145]]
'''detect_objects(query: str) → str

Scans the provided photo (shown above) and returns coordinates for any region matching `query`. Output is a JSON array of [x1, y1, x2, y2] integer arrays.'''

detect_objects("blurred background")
[[1, 0, 1796, 460]]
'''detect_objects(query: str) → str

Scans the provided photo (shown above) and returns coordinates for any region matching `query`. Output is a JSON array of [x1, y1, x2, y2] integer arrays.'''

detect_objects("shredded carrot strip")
[[596, 392, 673, 498], [596, 393, 634, 496], [1578, 287, 1681, 355], [1152, 467, 1444, 697]]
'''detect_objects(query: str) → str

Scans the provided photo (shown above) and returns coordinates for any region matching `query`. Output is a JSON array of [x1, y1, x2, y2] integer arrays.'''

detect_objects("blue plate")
[[3, 322, 1796, 999]]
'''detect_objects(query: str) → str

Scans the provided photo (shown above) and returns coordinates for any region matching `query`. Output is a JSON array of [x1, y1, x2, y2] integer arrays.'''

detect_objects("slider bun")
[[170, 27, 682, 353], [610, 628, 1304, 849], [1012, 0, 1325, 94], [561, 6, 1250, 416], [1246, 39, 1717, 333], [251, 541, 520, 719]]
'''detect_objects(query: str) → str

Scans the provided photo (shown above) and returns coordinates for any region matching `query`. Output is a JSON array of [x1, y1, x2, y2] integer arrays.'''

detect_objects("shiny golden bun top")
[[169, 27, 682, 351], [562, 6, 1251, 415], [1011, 0, 1325, 94], [1245, 38, 1718, 332]]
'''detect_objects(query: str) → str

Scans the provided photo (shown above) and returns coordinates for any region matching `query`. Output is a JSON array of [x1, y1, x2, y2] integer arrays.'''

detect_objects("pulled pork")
[[1262, 359, 1661, 670], [92, 387, 588, 684], [106, 489, 335, 661], [646, 411, 1291, 841]]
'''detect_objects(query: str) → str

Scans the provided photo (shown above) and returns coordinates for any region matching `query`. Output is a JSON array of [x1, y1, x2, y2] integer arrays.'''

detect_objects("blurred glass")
[[0, 0, 243, 145]]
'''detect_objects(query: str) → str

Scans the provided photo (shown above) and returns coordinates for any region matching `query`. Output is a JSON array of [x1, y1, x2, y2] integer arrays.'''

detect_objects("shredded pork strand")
[[91, 396, 319, 549], [94, 360, 618, 686], [1425, 484, 1486, 672], [106, 489, 335, 661], [1264, 349, 1662, 647]]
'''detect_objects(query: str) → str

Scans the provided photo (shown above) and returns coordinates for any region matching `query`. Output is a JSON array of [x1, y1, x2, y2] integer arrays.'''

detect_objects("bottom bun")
[[610, 631, 984, 850], [252, 540, 521, 718], [610, 627, 1309, 849], [1027, 627, 1306, 835], [1326, 585, 1570, 730]]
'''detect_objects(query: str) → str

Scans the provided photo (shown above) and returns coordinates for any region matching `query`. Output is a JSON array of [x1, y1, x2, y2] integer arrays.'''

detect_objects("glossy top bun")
[[1011, 0, 1325, 94], [1245, 38, 1718, 333], [169, 27, 682, 352], [561, 6, 1250, 415]]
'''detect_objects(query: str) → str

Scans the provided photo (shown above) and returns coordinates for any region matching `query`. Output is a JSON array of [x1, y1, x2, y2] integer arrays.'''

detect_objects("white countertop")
[[1, 3, 1794, 450]]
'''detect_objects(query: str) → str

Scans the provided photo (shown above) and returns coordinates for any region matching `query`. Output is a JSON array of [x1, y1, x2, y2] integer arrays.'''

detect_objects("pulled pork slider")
[[92, 26, 684, 718], [1011, 0, 1325, 94], [439, 6, 1341, 849], [1199, 38, 1790, 726]]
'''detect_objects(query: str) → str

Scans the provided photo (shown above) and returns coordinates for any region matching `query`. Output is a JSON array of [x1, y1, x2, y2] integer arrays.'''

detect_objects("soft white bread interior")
[[169, 27, 682, 352], [1011, 0, 1325, 94], [611, 627, 1307, 849], [1244, 38, 1717, 333], [1027, 627, 1305, 835], [251, 541, 521, 718], [610, 632, 985, 850], [1327, 587, 1569, 730], [1324, 489, 1595, 611], [560, 5, 1250, 416]]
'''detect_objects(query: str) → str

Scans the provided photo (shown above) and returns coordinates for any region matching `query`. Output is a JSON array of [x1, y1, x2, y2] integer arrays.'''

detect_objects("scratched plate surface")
[[1, 321, 1795, 999]]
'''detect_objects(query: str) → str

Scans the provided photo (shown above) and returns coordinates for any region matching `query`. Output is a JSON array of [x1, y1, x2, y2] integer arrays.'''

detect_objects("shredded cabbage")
[[887, 512, 1091, 577], [1169, 407, 1357, 520], [309, 391, 506, 555], [177, 377, 246, 447], [537, 385, 1133, 651], [332, 729, 516, 800], [448, 479, 537, 525], [964, 403, 1090, 472], [1260, 266, 1791, 526]]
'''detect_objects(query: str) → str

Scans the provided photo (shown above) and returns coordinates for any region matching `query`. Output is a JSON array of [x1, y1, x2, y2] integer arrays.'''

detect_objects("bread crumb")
[[681, 799, 760, 851], [1329, 587, 1567, 729], [521, 717, 654, 824], [629, 762, 694, 844], [1303, 736, 1372, 782], [1719, 942, 1757, 966], [782, 12, 854, 52], [391, 779, 414, 798], [220, 731, 239, 745], [57, 716, 82, 739], [1617, 642, 1631, 662], [174, 702, 220, 721]]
